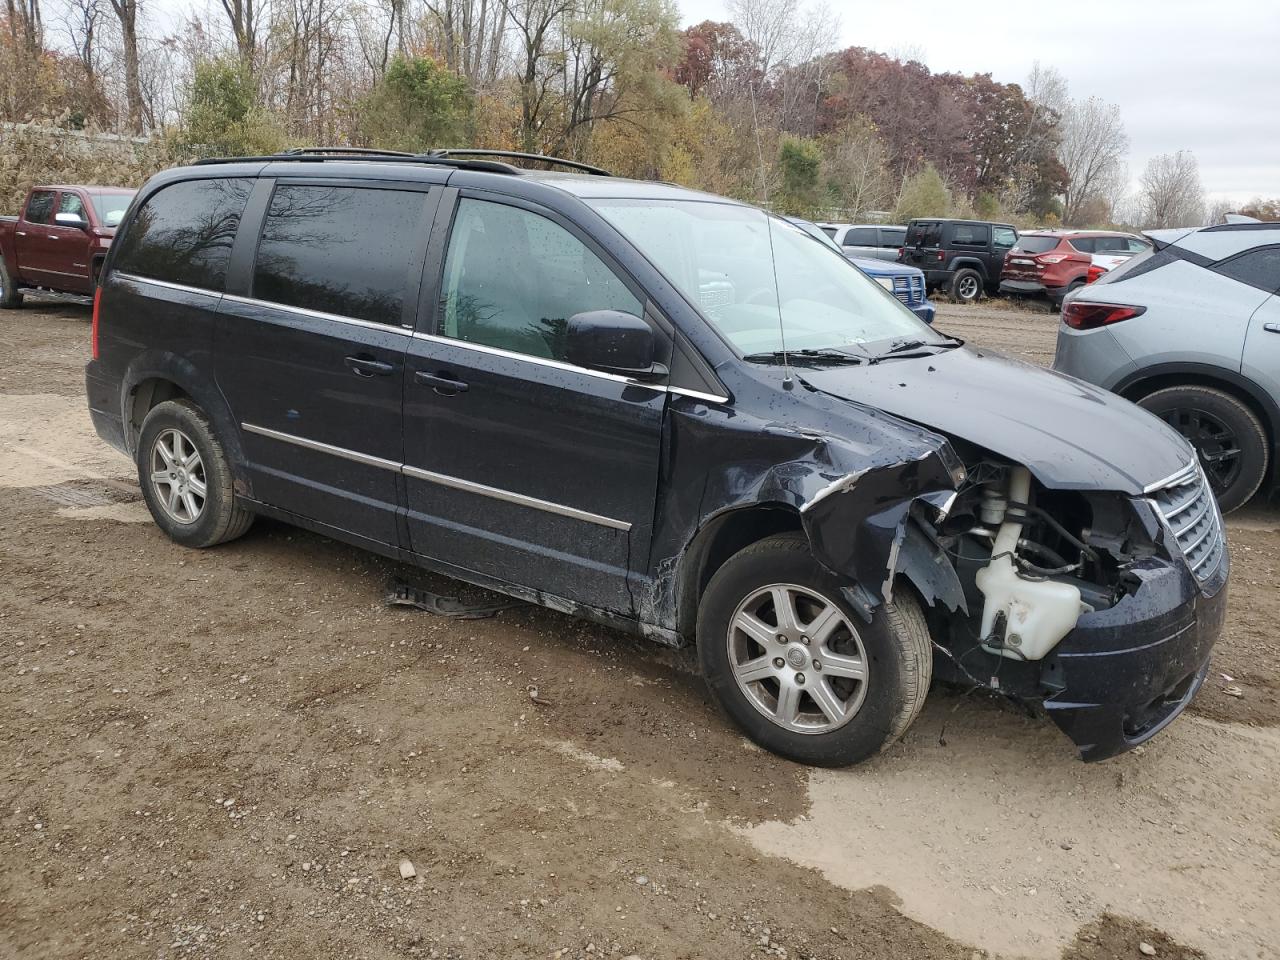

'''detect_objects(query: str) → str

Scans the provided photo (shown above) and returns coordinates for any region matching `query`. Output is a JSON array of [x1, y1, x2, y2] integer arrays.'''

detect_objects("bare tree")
[[1139, 150, 1206, 228], [219, 0, 261, 69], [1058, 95, 1128, 225], [106, 0, 144, 131], [59, 0, 101, 80], [5, 0, 42, 53], [423, 0, 509, 91], [502, 0, 572, 151]]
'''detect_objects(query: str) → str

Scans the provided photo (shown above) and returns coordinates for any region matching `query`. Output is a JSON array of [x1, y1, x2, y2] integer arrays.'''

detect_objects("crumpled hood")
[[799, 346, 1193, 494]]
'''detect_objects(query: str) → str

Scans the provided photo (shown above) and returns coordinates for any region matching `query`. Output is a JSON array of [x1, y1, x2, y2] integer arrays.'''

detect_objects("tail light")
[[936, 250, 945, 262], [1062, 301, 1146, 330], [897, 247, 904, 259], [1087, 264, 1105, 284], [91, 286, 102, 360]]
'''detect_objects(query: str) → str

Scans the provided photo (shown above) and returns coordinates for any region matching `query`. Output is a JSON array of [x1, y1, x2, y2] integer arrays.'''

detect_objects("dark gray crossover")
[[86, 149, 1226, 765]]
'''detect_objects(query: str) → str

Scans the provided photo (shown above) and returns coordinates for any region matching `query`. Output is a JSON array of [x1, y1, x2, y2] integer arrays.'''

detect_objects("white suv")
[[1054, 220, 1280, 512]]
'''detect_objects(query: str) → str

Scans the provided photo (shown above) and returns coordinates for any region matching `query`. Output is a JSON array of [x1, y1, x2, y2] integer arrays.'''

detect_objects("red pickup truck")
[[0, 184, 136, 308]]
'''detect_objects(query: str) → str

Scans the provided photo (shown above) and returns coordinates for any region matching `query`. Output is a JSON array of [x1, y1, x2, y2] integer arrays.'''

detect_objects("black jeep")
[[900, 218, 1018, 303]]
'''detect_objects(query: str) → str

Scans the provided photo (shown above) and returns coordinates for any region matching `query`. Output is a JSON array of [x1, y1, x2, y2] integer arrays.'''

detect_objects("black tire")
[[0, 256, 23, 309], [1137, 385, 1269, 513], [949, 268, 982, 304], [136, 399, 254, 547], [697, 533, 932, 767]]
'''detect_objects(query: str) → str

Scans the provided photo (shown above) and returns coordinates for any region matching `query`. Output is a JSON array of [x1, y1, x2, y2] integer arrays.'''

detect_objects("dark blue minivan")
[[85, 149, 1224, 767]]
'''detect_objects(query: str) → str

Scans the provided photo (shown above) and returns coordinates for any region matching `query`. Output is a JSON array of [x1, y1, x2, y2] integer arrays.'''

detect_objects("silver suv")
[[816, 222, 907, 261], [1054, 221, 1280, 512]]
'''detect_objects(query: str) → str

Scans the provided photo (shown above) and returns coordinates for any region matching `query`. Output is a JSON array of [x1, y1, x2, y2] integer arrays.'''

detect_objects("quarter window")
[[438, 198, 643, 361], [992, 226, 1017, 247], [25, 190, 55, 224], [843, 227, 877, 247], [112, 178, 252, 291], [253, 185, 427, 325], [1214, 246, 1280, 293]]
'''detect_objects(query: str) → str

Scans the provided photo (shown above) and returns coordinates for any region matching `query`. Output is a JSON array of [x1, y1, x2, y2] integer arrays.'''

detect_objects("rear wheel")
[[0, 256, 23, 309], [950, 268, 982, 304], [1138, 385, 1269, 513], [137, 399, 254, 547], [697, 533, 932, 766]]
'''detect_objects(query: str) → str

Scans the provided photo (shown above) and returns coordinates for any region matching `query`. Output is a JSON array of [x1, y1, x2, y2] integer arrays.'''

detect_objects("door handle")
[[48, 234, 59, 240], [344, 355, 395, 378], [1264, 323, 1280, 334], [15, 230, 26, 237], [414, 370, 469, 395]]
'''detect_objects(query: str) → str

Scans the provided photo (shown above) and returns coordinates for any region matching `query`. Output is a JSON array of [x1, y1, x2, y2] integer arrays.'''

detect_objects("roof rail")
[[427, 149, 611, 177], [190, 146, 613, 177], [191, 148, 523, 174]]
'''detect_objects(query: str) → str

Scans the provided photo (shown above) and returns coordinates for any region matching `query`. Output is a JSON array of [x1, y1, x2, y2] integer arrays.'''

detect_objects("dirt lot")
[[2, 299, 1277, 960]]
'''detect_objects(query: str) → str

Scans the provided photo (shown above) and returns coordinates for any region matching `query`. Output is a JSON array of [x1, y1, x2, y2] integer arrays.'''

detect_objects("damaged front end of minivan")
[[654, 378, 1227, 762]]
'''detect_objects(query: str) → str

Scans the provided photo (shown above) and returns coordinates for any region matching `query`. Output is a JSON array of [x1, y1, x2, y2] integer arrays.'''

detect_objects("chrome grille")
[[1148, 463, 1226, 582], [892, 274, 925, 306]]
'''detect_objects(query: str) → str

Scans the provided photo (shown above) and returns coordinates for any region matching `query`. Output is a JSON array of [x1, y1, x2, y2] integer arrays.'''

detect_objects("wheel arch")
[[1115, 363, 1279, 467], [948, 257, 987, 278], [674, 503, 806, 643], [120, 352, 253, 495]]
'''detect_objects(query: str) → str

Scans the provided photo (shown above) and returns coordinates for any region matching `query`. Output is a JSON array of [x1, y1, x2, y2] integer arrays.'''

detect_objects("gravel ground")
[[1, 297, 1276, 960]]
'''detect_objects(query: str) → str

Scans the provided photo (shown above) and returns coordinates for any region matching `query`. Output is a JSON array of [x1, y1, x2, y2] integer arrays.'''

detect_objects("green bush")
[[359, 56, 472, 153], [174, 59, 287, 159]]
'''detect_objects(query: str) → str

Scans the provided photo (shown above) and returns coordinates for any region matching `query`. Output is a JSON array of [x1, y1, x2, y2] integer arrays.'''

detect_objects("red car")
[[999, 230, 1148, 307], [0, 184, 136, 307]]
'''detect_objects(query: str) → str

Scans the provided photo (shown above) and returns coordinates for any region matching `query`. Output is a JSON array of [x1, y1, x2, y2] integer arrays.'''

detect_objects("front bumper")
[[1040, 552, 1227, 761]]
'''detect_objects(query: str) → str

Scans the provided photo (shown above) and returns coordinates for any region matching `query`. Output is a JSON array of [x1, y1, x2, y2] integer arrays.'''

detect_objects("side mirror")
[[55, 212, 89, 230], [565, 310, 663, 378]]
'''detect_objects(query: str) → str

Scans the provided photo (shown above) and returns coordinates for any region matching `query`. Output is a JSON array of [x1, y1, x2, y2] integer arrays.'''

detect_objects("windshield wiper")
[[743, 348, 866, 365], [866, 337, 961, 364]]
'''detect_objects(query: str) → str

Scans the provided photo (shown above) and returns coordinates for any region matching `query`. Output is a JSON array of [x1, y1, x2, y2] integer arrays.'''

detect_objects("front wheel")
[[1137, 385, 1269, 513], [0, 256, 23, 309], [697, 533, 932, 766], [950, 268, 982, 303], [137, 399, 255, 547]]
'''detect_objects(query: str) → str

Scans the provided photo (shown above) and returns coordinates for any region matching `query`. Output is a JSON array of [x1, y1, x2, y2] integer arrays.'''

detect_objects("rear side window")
[[253, 185, 428, 325], [438, 198, 642, 362], [1127, 237, 1150, 253], [950, 224, 989, 245], [1013, 236, 1059, 254], [880, 227, 906, 247], [1214, 246, 1280, 293], [843, 227, 877, 246], [25, 190, 55, 224], [113, 178, 252, 291], [1068, 237, 1096, 253], [819, 226, 838, 239]]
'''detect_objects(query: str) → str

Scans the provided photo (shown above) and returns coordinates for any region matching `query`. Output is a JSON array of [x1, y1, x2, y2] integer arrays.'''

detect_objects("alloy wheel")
[[149, 428, 207, 524], [957, 276, 979, 300], [1158, 407, 1241, 496], [727, 583, 869, 735]]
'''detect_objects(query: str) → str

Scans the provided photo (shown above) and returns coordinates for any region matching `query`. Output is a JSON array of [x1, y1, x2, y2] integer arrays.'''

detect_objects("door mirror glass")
[[55, 211, 89, 229], [565, 310, 659, 376]]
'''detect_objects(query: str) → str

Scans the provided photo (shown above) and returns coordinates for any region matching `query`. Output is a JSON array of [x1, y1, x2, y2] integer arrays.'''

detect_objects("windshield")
[[90, 193, 134, 228], [589, 199, 939, 355], [1012, 235, 1059, 254]]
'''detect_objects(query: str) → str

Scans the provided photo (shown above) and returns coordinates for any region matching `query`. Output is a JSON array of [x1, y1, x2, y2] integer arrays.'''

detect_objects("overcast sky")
[[679, 0, 1280, 202]]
